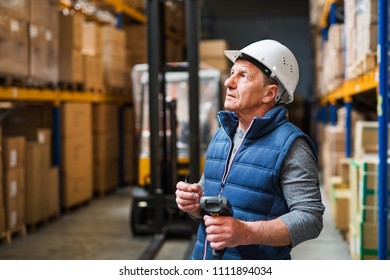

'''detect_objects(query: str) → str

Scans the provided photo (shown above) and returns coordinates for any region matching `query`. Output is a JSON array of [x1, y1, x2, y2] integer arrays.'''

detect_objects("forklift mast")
[[130, 0, 208, 259]]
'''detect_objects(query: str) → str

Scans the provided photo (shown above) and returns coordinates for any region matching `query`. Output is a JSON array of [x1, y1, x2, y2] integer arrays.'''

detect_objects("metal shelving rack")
[[318, 0, 388, 259], [0, 0, 141, 199]]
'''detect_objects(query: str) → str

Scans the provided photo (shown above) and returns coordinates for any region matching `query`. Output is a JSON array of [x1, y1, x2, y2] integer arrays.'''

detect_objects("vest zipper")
[[218, 120, 254, 197]]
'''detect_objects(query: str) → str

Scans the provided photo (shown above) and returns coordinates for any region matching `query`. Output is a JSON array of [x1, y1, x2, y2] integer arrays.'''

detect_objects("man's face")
[[224, 60, 269, 116]]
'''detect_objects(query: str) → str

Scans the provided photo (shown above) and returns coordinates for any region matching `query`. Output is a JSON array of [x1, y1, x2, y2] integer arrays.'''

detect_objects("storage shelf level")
[[0, 87, 132, 104], [320, 68, 378, 104]]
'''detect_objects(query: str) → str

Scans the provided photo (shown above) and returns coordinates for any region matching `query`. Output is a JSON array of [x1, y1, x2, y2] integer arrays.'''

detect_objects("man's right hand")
[[175, 181, 203, 219]]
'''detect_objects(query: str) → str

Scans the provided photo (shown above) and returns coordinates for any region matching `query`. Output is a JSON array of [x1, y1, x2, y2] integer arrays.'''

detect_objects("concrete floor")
[[0, 186, 350, 260]]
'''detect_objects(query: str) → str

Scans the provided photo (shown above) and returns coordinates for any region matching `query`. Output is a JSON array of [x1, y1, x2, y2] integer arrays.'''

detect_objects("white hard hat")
[[224, 39, 299, 104]]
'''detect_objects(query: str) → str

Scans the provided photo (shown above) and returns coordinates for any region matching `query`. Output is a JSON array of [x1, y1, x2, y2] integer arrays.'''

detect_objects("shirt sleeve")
[[279, 138, 325, 247]]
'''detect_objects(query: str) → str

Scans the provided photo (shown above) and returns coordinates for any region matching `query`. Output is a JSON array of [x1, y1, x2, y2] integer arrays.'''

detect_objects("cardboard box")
[[94, 158, 119, 193], [122, 107, 135, 133], [200, 39, 228, 57], [332, 187, 350, 231], [59, 47, 84, 83], [30, 0, 58, 29], [3, 137, 25, 170], [29, 23, 59, 83], [361, 222, 390, 251], [0, 16, 29, 77], [25, 142, 50, 225], [200, 39, 229, 72], [36, 128, 51, 146], [202, 57, 229, 72], [125, 25, 147, 49], [59, 12, 84, 50], [93, 104, 119, 133], [4, 168, 25, 231], [82, 21, 101, 56], [4, 168, 25, 200], [83, 55, 104, 91], [62, 170, 93, 208], [123, 131, 136, 159], [6, 196, 25, 230], [0, 0, 30, 21], [123, 156, 136, 184], [62, 134, 93, 176], [61, 103, 92, 138], [93, 132, 119, 160], [47, 167, 59, 218]]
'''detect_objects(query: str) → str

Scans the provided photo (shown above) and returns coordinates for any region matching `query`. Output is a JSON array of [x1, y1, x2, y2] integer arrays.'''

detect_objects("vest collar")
[[217, 105, 288, 140]]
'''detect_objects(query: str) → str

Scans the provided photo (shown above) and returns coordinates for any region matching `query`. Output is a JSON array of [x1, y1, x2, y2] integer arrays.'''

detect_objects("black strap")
[[237, 53, 273, 78]]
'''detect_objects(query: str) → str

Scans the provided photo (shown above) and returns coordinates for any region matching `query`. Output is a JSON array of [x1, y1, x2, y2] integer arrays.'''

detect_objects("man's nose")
[[224, 75, 235, 88]]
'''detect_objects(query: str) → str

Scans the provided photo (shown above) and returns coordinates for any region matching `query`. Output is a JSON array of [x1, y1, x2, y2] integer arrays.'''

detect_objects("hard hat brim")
[[224, 50, 242, 63]]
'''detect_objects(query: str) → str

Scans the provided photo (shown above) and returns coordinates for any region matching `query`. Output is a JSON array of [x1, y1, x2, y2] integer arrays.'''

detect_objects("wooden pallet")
[[25, 77, 57, 89], [26, 213, 61, 233], [85, 83, 105, 93], [0, 226, 27, 244], [0, 73, 29, 87], [106, 86, 129, 95], [58, 81, 85, 92]]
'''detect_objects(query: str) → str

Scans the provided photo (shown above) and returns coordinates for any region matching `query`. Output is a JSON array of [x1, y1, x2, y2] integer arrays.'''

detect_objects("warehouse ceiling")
[[201, 0, 309, 17]]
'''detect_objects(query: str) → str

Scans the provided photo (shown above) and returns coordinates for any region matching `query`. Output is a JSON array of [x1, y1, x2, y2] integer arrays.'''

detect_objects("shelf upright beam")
[[377, 0, 389, 260], [329, 103, 337, 126], [185, 0, 200, 182], [319, 105, 328, 124], [344, 98, 352, 158], [52, 102, 62, 214]]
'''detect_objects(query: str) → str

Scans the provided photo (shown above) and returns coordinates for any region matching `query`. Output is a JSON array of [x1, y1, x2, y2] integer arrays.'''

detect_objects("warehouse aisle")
[[0, 185, 350, 260], [291, 188, 351, 260]]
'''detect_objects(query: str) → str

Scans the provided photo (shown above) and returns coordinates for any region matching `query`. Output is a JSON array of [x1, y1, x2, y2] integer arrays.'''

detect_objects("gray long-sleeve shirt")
[[198, 137, 325, 248]]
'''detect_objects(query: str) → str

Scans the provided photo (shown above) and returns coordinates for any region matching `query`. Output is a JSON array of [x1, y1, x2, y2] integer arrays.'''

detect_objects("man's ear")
[[262, 84, 278, 103]]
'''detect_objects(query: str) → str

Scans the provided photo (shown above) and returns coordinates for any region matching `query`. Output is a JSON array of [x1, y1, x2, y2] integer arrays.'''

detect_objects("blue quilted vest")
[[190, 105, 317, 260]]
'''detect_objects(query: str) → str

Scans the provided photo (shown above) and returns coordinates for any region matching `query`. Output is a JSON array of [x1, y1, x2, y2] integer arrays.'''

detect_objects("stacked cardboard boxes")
[[321, 23, 345, 95], [348, 159, 390, 259], [93, 104, 119, 196], [82, 21, 104, 92], [2, 136, 26, 233], [0, 0, 29, 78], [61, 103, 93, 208], [125, 24, 147, 70], [58, 11, 84, 85], [101, 25, 127, 91], [164, 1, 185, 62], [200, 39, 229, 73], [25, 129, 59, 226], [29, 0, 59, 84]]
